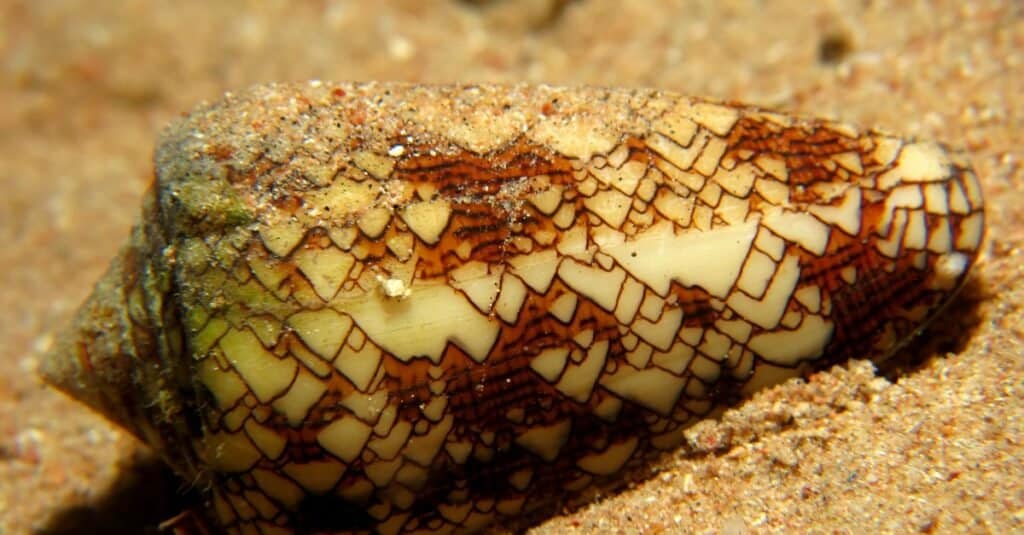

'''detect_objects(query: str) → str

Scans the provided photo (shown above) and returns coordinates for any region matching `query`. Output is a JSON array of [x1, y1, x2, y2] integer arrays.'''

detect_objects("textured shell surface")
[[41, 81, 985, 534]]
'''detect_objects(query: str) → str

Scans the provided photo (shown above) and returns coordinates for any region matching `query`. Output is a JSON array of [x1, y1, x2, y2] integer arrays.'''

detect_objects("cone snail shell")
[[41, 82, 985, 534]]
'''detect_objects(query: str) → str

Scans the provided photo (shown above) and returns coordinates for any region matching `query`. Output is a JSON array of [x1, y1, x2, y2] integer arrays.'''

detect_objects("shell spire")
[[41, 82, 985, 534], [40, 190, 202, 477]]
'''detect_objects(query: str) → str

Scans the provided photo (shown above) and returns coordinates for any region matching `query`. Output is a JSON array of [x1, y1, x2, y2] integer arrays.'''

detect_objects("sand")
[[1, 1, 1021, 533]]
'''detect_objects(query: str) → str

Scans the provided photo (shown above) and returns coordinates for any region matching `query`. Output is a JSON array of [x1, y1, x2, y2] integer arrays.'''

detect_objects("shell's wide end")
[[39, 248, 149, 440]]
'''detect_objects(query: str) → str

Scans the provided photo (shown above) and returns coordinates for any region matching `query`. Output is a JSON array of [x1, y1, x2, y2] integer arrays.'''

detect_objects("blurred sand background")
[[1, 1, 1021, 533]]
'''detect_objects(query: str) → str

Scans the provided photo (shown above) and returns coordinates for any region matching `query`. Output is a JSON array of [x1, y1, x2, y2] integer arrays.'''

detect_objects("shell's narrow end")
[[39, 247, 149, 440]]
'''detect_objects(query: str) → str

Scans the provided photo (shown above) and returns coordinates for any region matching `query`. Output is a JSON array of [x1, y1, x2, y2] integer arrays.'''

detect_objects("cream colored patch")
[[400, 199, 452, 245], [631, 307, 684, 351], [693, 136, 728, 177], [557, 260, 626, 312], [495, 272, 528, 323], [247, 316, 282, 348], [204, 431, 261, 472], [288, 338, 331, 379], [625, 342, 653, 368], [697, 180, 723, 207], [356, 207, 392, 239], [659, 161, 706, 192], [699, 329, 732, 360], [507, 467, 534, 491], [903, 210, 927, 250], [876, 209, 907, 258], [334, 338, 382, 392], [649, 130, 709, 172], [329, 226, 358, 251], [445, 440, 472, 465], [832, 151, 864, 175], [577, 437, 639, 476], [579, 176, 599, 196], [193, 316, 230, 356], [496, 497, 527, 517], [808, 186, 862, 236], [446, 105, 523, 154], [421, 395, 448, 423], [956, 212, 985, 251], [923, 182, 949, 214], [439, 502, 473, 524], [531, 347, 570, 382], [736, 249, 776, 298], [584, 188, 633, 227], [555, 221, 587, 258], [755, 227, 786, 261], [515, 419, 572, 462], [244, 420, 286, 460], [715, 163, 757, 197], [947, 179, 970, 214], [528, 186, 563, 215], [339, 388, 388, 424], [344, 282, 499, 363], [508, 249, 559, 294], [365, 457, 402, 487], [272, 368, 326, 426], [927, 219, 952, 253], [794, 285, 821, 313], [352, 151, 396, 180], [638, 291, 665, 322], [688, 102, 741, 136], [615, 276, 646, 324], [716, 193, 750, 226], [386, 233, 414, 262], [651, 341, 695, 374], [754, 177, 790, 207], [555, 340, 609, 403], [689, 356, 721, 383], [653, 189, 695, 227], [886, 186, 925, 223], [529, 115, 618, 160], [259, 218, 306, 258], [873, 137, 903, 168], [840, 265, 857, 285], [283, 460, 346, 494], [653, 112, 698, 147], [893, 142, 952, 182], [395, 463, 429, 492], [600, 220, 758, 298], [754, 154, 789, 182], [219, 328, 297, 403], [728, 254, 801, 329], [747, 314, 834, 366], [573, 328, 595, 349], [253, 468, 305, 509], [590, 160, 646, 195], [198, 357, 247, 409], [287, 308, 352, 361], [404, 414, 454, 466], [600, 365, 687, 415], [740, 362, 803, 397], [318, 415, 373, 463], [450, 261, 502, 314], [715, 319, 753, 344], [761, 208, 831, 256], [548, 291, 578, 323], [368, 421, 412, 460], [962, 170, 984, 208]]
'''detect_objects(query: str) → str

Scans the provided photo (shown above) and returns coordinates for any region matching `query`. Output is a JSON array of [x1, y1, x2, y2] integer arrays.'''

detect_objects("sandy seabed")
[[1, 1, 1021, 533]]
